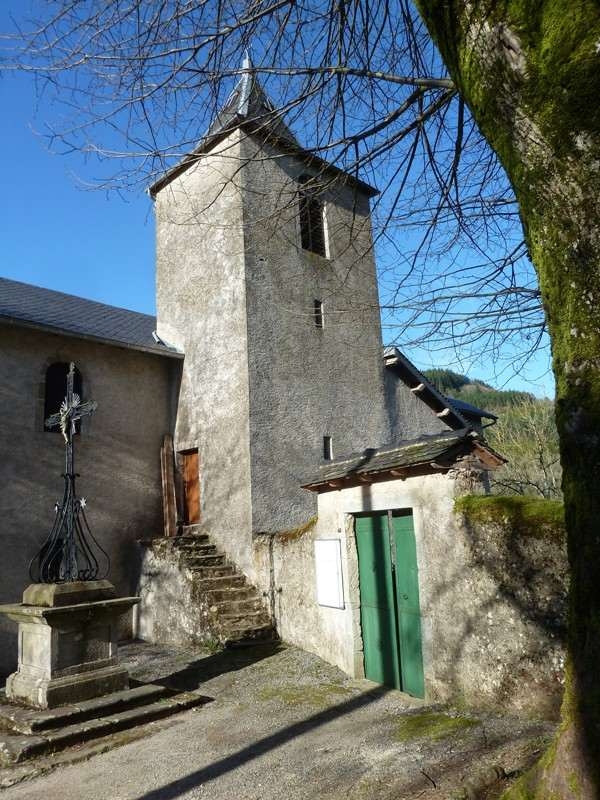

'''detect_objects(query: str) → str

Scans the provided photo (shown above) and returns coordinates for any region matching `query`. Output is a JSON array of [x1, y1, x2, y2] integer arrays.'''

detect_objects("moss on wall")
[[455, 496, 565, 540], [275, 515, 318, 543]]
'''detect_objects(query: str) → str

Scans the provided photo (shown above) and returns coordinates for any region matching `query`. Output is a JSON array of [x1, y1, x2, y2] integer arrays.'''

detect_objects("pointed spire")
[[205, 53, 298, 146], [237, 50, 254, 117]]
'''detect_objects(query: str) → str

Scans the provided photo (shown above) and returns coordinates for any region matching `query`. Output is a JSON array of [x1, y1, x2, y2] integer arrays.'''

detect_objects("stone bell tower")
[[150, 58, 389, 579]]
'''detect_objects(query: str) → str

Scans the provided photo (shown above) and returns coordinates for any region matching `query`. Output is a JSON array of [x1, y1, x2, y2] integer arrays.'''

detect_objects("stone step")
[[178, 543, 215, 554], [210, 597, 265, 615], [0, 684, 169, 735], [193, 575, 246, 590], [172, 535, 210, 547], [218, 611, 271, 627], [181, 547, 221, 563], [190, 564, 237, 579], [0, 689, 208, 766], [204, 586, 257, 603], [185, 554, 226, 568], [224, 623, 278, 647]]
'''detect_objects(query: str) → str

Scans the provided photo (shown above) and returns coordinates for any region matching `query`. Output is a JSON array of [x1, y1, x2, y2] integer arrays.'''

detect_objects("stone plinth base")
[[0, 581, 139, 709]]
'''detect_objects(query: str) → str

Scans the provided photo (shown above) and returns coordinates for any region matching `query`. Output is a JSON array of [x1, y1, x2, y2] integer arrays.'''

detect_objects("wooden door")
[[355, 511, 425, 698], [392, 512, 425, 698], [181, 450, 200, 524], [355, 513, 402, 688]]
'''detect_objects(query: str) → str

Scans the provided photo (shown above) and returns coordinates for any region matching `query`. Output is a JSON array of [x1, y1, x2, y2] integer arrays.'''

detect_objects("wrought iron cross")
[[45, 363, 98, 449], [30, 363, 108, 584]]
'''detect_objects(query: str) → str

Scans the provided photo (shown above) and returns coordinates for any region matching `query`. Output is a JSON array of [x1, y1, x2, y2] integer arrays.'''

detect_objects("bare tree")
[[487, 398, 562, 499], [1, 0, 543, 375], [3, 1, 599, 795]]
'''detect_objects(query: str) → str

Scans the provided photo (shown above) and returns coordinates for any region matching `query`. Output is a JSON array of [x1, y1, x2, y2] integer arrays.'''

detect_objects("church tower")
[[150, 59, 390, 579]]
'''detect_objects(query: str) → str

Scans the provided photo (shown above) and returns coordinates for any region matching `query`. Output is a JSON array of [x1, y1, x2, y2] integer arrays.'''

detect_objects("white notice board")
[[314, 539, 345, 609]]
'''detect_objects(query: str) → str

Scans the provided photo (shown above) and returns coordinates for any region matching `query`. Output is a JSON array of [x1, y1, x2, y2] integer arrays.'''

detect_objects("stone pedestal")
[[0, 581, 139, 709]]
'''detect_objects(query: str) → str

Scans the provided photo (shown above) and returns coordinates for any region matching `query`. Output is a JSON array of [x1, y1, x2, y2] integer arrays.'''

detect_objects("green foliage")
[[455, 495, 565, 540], [422, 369, 535, 409], [422, 368, 471, 393]]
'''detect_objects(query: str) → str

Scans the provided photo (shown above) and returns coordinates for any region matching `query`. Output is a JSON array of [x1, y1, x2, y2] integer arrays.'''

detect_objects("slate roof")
[[303, 429, 505, 491], [448, 396, 498, 421], [0, 277, 182, 358], [149, 57, 378, 199]]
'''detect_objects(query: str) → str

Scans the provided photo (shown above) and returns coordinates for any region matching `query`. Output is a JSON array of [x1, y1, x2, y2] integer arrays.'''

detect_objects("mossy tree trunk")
[[414, 2, 600, 797]]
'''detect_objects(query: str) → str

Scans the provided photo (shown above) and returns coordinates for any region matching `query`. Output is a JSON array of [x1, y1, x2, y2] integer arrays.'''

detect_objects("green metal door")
[[392, 512, 425, 698], [355, 514, 401, 688], [355, 511, 425, 698]]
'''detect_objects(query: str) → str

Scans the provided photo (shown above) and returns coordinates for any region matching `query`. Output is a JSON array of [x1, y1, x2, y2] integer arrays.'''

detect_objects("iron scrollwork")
[[29, 363, 110, 583]]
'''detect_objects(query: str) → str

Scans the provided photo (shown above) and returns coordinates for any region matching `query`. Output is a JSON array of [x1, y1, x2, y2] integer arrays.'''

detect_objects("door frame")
[[353, 508, 425, 697], [178, 447, 201, 525]]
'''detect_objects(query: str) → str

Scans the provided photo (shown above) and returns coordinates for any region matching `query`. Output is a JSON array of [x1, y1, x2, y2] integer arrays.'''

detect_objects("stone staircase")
[[0, 683, 207, 765], [138, 527, 278, 648]]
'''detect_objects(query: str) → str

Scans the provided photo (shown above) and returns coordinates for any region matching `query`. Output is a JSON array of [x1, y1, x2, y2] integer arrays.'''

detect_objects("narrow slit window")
[[44, 363, 83, 434], [323, 435, 333, 461], [314, 299, 324, 328], [299, 175, 327, 257]]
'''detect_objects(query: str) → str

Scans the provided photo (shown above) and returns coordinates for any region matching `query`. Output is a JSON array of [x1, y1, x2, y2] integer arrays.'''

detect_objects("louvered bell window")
[[299, 175, 327, 257]]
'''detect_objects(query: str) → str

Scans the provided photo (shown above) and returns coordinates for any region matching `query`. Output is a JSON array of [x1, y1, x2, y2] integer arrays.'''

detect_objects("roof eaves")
[[148, 121, 379, 199], [302, 431, 504, 492], [383, 348, 471, 429], [0, 314, 184, 360], [448, 396, 498, 420], [302, 430, 470, 489]]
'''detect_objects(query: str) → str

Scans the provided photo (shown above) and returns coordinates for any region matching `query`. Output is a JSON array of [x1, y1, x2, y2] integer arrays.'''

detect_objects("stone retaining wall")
[[252, 487, 568, 719]]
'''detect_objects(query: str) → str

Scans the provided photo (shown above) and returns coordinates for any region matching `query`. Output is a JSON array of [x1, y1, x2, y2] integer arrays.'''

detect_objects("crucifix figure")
[[30, 363, 108, 584], [45, 363, 98, 471]]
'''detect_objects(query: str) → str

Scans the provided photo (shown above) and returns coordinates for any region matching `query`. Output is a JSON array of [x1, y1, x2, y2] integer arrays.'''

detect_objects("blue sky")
[[0, 69, 156, 314], [0, 30, 553, 397]]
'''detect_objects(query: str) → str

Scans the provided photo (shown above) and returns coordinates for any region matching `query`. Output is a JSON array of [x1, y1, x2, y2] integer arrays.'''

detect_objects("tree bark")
[[414, 1, 600, 796]]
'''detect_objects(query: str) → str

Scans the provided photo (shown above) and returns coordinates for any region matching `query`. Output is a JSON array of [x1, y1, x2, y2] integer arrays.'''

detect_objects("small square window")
[[323, 435, 333, 461]]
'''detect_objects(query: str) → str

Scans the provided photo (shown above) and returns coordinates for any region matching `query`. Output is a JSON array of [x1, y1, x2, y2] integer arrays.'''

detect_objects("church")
[[3, 62, 560, 714]]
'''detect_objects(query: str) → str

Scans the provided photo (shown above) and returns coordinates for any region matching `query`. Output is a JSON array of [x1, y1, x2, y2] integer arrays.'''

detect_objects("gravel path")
[[1, 642, 554, 800]]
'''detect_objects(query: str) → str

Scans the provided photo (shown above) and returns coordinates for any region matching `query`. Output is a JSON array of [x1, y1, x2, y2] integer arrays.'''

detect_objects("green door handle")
[[402, 594, 409, 600]]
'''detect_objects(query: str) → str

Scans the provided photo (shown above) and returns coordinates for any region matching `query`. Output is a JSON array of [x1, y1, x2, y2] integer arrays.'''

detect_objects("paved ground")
[[1, 642, 554, 800]]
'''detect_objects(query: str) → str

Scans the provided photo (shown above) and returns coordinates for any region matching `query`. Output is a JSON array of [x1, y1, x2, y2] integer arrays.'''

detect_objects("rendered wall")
[[154, 129, 255, 579], [240, 134, 391, 532], [384, 368, 450, 440], [0, 324, 174, 678], [253, 474, 567, 718]]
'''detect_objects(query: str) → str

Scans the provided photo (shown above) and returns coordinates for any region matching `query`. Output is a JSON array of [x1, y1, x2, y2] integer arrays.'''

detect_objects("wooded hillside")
[[423, 369, 561, 499]]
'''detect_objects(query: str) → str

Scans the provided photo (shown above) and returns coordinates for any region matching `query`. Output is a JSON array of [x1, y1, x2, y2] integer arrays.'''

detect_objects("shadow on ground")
[[124, 640, 284, 693]]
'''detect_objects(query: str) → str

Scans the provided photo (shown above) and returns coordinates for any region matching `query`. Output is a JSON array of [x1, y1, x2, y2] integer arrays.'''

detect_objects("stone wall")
[[252, 478, 567, 718], [0, 324, 175, 678], [154, 129, 255, 580], [240, 133, 391, 533], [449, 495, 567, 716], [155, 127, 391, 569]]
